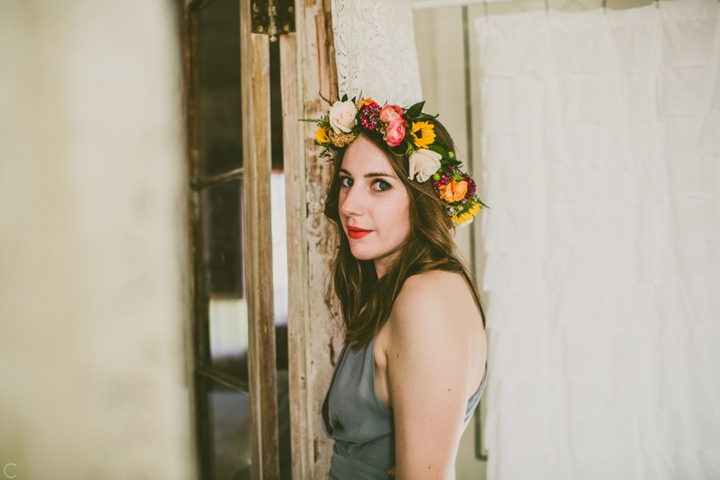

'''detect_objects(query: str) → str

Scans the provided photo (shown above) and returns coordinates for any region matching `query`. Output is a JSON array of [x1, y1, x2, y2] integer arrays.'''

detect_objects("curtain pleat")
[[476, 1, 720, 478]]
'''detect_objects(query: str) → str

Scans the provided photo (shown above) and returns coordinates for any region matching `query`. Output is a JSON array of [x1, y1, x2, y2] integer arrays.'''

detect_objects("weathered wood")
[[283, 0, 341, 478], [178, 6, 203, 479], [279, 32, 312, 480], [241, 0, 280, 477]]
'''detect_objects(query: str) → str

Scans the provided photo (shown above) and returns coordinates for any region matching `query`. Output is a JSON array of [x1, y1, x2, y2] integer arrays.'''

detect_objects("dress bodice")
[[322, 335, 488, 479]]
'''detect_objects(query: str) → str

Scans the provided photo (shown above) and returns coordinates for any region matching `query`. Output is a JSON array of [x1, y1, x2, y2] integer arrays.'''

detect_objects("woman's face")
[[338, 135, 411, 278]]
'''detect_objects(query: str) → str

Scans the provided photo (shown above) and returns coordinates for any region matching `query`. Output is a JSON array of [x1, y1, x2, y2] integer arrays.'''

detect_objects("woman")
[[313, 96, 488, 479]]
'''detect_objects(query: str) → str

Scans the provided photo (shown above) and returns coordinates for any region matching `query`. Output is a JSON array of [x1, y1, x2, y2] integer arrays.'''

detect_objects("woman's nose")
[[339, 184, 364, 217]]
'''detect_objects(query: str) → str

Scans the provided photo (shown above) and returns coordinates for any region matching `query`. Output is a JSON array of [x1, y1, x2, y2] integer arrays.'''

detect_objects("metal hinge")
[[251, 0, 295, 38]]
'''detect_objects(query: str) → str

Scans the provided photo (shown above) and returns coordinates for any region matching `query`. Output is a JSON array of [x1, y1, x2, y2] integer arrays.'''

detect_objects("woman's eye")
[[340, 177, 353, 187], [373, 180, 392, 191]]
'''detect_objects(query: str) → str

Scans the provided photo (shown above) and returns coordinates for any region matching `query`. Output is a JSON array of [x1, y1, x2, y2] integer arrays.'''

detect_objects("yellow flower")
[[410, 121, 436, 148], [357, 97, 376, 109], [438, 178, 468, 203], [453, 211, 474, 226], [453, 202, 482, 226], [327, 129, 357, 148], [452, 200, 482, 226], [315, 125, 330, 144]]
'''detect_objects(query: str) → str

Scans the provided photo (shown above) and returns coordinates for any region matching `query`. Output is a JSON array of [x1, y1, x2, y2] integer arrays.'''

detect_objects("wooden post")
[[280, 0, 340, 478], [241, 0, 280, 478]]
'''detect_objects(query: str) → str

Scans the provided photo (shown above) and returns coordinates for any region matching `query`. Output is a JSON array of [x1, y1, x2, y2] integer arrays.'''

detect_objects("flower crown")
[[309, 94, 487, 226]]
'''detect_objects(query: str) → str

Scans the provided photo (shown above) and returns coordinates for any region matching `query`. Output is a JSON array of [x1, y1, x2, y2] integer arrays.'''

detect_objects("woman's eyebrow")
[[339, 168, 396, 179], [365, 172, 395, 179]]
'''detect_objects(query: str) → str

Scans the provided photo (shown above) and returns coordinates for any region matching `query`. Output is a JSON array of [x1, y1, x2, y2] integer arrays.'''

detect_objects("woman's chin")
[[348, 245, 377, 262]]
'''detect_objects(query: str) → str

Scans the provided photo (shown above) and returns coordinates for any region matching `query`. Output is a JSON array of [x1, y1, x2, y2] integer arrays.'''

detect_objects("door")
[[180, 0, 280, 478]]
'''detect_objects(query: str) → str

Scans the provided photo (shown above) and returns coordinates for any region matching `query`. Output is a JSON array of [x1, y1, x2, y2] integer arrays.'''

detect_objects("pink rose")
[[379, 105, 404, 123], [384, 118, 407, 147]]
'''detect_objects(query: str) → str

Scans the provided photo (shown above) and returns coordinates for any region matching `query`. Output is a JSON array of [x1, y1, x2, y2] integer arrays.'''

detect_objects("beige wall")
[[413, 0, 653, 478], [0, 2, 193, 478]]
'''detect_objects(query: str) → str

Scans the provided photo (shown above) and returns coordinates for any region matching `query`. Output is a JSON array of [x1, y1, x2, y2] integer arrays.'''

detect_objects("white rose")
[[328, 100, 358, 133], [408, 149, 442, 183]]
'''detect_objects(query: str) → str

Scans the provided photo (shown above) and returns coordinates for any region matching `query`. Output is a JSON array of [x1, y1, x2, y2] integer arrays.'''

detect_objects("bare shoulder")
[[399, 270, 470, 300], [388, 270, 482, 339]]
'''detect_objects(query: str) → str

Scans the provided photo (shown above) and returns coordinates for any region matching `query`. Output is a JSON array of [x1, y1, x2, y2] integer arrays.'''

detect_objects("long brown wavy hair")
[[323, 117, 486, 350]]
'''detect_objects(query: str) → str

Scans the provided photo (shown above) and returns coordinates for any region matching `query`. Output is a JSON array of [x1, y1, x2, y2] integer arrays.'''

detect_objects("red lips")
[[347, 226, 371, 239]]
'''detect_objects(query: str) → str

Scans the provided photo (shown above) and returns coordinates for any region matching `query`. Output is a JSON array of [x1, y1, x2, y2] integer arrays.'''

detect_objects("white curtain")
[[331, 0, 423, 106], [475, 1, 720, 478]]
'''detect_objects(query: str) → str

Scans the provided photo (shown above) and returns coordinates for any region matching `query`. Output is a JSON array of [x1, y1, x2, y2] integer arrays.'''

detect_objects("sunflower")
[[454, 201, 482, 225], [315, 125, 330, 144], [410, 121, 436, 149], [453, 211, 475, 226], [468, 202, 482, 215]]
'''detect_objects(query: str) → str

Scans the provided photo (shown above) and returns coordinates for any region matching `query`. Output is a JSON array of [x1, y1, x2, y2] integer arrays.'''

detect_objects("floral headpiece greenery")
[[309, 94, 487, 226]]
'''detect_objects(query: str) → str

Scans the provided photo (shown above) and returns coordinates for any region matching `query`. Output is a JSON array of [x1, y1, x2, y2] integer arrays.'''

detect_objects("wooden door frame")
[[240, 0, 280, 477], [279, 0, 340, 478], [180, 0, 280, 478], [180, 0, 340, 477]]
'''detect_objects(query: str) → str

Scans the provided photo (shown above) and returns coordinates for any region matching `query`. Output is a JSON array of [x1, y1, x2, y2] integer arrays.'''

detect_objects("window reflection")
[[271, 173, 291, 478], [195, 0, 243, 178], [201, 179, 248, 382], [206, 378, 252, 480]]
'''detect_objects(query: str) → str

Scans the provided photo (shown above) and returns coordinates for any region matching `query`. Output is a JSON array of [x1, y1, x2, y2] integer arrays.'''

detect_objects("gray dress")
[[322, 334, 488, 479]]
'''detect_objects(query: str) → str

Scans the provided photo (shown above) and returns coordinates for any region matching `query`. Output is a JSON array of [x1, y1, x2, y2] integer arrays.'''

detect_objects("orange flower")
[[438, 178, 468, 203], [357, 98, 376, 110]]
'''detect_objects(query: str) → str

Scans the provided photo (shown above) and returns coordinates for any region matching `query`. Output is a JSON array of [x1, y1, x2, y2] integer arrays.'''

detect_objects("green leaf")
[[341, 93, 348, 102], [428, 144, 448, 156], [413, 113, 439, 122], [389, 145, 405, 157], [405, 142, 414, 157], [405, 101, 425, 119]]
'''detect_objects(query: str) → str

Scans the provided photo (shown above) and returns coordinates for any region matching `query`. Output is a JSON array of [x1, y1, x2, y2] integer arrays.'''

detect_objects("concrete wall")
[[0, 1, 193, 478]]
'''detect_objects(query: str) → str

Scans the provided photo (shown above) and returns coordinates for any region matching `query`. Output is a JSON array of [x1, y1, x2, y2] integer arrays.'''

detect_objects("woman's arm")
[[384, 270, 485, 479]]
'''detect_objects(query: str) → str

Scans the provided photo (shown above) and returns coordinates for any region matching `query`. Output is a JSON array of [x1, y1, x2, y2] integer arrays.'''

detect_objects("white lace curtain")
[[331, 0, 423, 106], [476, 1, 720, 478]]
